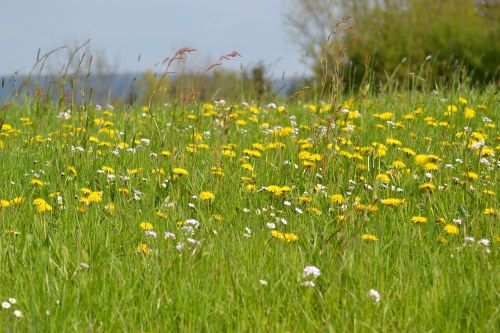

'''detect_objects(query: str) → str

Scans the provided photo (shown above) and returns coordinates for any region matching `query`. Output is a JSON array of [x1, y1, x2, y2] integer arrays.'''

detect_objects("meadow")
[[0, 87, 498, 331]]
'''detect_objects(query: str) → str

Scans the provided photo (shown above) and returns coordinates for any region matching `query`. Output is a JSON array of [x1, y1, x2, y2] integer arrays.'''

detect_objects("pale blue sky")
[[0, 0, 308, 78]]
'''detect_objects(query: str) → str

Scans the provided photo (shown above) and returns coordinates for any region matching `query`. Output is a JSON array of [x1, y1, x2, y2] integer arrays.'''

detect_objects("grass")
[[0, 87, 498, 332]]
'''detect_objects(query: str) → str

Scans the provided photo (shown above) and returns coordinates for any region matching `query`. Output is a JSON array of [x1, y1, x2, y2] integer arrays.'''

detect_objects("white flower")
[[303, 265, 321, 279], [244, 227, 252, 238], [176, 242, 184, 251], [8, 298, 16, 304], [367, 289, 381, 303], [478, 239, 490, 247], [284, 200, 291, 206], [259, 279, 268, 286], [302, 281, 315, 287], [80, 262, 90, 269], [164, 232, 176, 239], [13, 310, 22, 318], [145, 230, 158, 238], [464, 236, 475, 242], [295, 207, 303, 214], [266, 222, 276, 229], [2, 302, 11, 309], [453, 218, 462, 225], [187, 238, 200, 246]]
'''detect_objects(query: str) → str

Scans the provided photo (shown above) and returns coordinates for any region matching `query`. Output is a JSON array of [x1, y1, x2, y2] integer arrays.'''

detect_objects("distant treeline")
[[0, 69, 304, 106]]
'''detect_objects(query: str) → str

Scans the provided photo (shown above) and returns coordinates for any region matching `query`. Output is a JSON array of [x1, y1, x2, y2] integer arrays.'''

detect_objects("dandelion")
[[361, 233, 378, 241], [464, 172, 478, 181], [483, 208, 495, 215], [136, 243, 151, 254], [411, 216, 428, 224], [140, 222, 154, 231], [271, 230, 298, 242], [330, 194, 344, 204], [444, 224, 459, 235], [33, 198, 52, 213], [67, 166, 77, 177], [419, 183, 436, 191], [199, 191, 215, 201], [31, 179, 44, 187], [381, 198, 406, 206], [172, 168, 189, 176]]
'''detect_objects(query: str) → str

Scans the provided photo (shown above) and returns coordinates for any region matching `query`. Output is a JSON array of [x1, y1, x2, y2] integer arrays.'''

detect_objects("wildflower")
[[483, 208, 496, 215], [33, 198, 53, 213], [172, 168, 189, 176], [458, 97, 467, 104], [1, 302, 10, 309], [136, 243, 151, 254], [444, 224, 459, 235], [164, 232, 176, 239], [271, 230, 298, 242], [31, 179, 44, 187], [330, 194, 344, 204], [303, 266, 321, 279], [386, 138, 402, 146], [381, 198, 406, 206], [411, 216, 428, 224], [210, 167, 224, 176], [199, 191, 215, 201], [376, 173, 390, 184], [464, 172, 478, 181], [13, 310, 22, 318], [67, 166, 77, 177], [140, 222, 154, 231], [0, 199, 10, 208], [419, 183, 436, 191], [259, 280, 268, 286], [367, 289, 381, 303], [266, 185, 291, 196], [361, 233, 378, 241]]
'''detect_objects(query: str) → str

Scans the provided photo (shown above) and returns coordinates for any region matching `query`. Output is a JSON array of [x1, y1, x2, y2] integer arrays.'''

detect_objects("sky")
[[0, 0, 309, 78]]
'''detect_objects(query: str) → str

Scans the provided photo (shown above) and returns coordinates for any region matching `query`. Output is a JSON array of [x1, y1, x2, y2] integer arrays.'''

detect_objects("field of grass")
[[0, 88, 498, 331]]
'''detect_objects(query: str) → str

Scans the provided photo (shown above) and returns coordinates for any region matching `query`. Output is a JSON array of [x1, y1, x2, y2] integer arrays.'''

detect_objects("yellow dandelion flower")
[[381, 198, 406, 206], [9, 197, 24, 206], [376, 173, 390, 184], [140, 222, 154, 231], [444, 224, 459, 235], [245, 184, 256, 192], [67, 166, 77, 177], [136, 243, 151, 255], [411, 216, 428, 224], [483, 208, 496, 216], [419, 183, 436, 191], [330, 194, 344, 204], [386, 138, 402, 146], [464, 107, 475, 119], [33, 198, 52, 213], [128, 168, 144, 176], [172, 168, 189, 176], [31, 179, 44, 187], [361, 233, 378, 241], [0, 199, 10, 208], [199, 191, 215, 201], [464, 172, 478, 181]]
